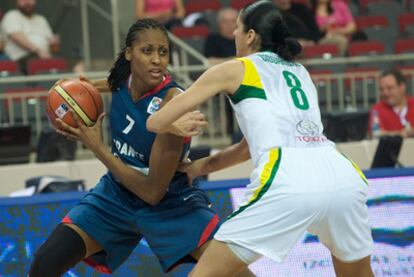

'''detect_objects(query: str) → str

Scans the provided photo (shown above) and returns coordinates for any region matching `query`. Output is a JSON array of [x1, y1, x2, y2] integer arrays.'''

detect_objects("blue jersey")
[[62, 76, 219, 274], [107, 76, 192, 200]]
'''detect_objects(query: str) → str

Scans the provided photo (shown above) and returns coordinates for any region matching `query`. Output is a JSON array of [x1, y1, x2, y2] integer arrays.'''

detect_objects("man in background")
[[369, 69, 414, 138], [204, 7, 237, 66], [1, 0, 60, 73]]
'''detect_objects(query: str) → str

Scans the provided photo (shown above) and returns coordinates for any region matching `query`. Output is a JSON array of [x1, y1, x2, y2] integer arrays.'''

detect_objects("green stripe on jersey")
[[229, 84, 267, 104]]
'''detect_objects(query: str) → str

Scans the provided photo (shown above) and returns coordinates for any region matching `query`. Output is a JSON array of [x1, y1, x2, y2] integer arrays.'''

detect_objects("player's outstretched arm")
[[179, 138, 250, 182], [147, 60, 244, 134]]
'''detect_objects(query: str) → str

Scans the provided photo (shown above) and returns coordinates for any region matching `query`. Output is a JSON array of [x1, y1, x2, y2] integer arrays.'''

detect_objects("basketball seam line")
[[78, 81, 100, 116], [54, 85, 94, 126]]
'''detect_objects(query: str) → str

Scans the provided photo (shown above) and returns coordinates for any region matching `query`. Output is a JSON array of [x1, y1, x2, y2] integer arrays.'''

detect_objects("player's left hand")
[[56, 110, 106, 152], [178, 158, 208, 186], [168, 110, 208, 137], [177, 161, 196, 186]]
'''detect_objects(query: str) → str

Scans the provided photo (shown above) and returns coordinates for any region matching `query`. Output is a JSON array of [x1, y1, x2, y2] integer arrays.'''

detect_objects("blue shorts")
[[62, 174, 219, 274]]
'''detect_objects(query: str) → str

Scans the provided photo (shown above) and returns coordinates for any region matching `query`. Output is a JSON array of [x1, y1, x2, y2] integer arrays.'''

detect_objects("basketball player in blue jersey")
[[148, 1, 374, 277], [29, 19, 255, 277]]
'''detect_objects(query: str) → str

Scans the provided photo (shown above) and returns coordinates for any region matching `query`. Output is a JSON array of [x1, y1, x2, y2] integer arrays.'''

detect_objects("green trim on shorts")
[[227, 148, 282, 220]]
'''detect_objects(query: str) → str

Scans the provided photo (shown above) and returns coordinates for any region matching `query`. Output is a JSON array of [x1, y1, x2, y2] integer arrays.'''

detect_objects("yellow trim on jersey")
[[230, 58, 266, 104], [54, 85, 94, 126], [236, 57, 264, 89]]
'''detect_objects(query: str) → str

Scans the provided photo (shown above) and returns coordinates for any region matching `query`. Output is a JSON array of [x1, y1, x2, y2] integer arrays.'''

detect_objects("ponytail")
[[241, 0, 302, 61], [108, 49, 131, 92]]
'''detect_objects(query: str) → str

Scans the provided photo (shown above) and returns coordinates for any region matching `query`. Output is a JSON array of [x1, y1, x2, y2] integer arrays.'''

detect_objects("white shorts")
[[215, 146, 373, 264]]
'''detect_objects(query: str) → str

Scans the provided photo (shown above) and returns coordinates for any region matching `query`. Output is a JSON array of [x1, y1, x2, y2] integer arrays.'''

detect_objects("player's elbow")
[[145, 191, 165, 206], [146, 116, 165, 134]]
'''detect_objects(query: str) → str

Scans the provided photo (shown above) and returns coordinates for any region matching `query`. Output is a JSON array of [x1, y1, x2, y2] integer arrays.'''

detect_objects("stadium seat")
[[398, 13, 414, 37], [171, 25, 209, 39], [185, 0, 222, 14], [354, 15, 393, 52], [303, 44, 339, 59], [0, 60, 19, 77], [395, 38, 414, 54], [230, 0, 256, 10], [27, 57, 68, 75], [348, 41, 385, 57]]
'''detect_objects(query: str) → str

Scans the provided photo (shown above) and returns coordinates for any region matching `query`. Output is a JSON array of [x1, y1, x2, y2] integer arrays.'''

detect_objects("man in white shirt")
[[1, 0, 60, 73]]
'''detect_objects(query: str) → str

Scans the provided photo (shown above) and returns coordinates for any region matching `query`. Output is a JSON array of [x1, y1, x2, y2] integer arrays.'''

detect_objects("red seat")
[[3, 87, 47, 110], [230, 0, 256, 10], [303, 44, 339, 59], [185, 0, 222, 14], [0, 60, 19, 75], [171, 25, 209, 39], [398, 13, 414, 33], [355, 15, 389, 30], [27, 57, 68, 75], [395, 38, 414, 54], [348, 41, 385, 57]]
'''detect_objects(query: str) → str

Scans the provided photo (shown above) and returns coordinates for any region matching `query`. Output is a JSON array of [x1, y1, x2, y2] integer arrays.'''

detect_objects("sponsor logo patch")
[[55, 103, 69, 118], [147, 97, 162, 114]]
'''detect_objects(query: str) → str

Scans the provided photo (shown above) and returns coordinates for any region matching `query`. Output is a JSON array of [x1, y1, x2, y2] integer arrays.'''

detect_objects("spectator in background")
[[369, 69, 414, 138], [273, 0, 321, 47], [311, 0, 356, 56], [204, 8, 237, 66], [1, 0, 60, 74], [204, 8, 238, 137], [135, 0, 185, 30]]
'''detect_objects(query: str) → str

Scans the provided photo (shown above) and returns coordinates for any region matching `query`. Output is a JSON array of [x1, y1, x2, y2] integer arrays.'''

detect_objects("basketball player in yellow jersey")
[[147, 1, 374, 277]]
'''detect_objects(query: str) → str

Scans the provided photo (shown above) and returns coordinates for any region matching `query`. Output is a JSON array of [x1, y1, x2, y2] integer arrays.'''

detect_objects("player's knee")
[[29, 224, 86, 277]]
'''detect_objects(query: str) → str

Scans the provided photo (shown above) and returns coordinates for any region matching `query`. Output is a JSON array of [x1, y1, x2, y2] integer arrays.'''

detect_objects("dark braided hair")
[[107, 19, 169, 91], [241, 1, 302, 61]]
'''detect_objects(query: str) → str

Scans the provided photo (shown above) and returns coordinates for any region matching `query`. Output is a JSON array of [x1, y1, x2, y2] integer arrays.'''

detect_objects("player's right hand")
[[168, 110, 208, 137]]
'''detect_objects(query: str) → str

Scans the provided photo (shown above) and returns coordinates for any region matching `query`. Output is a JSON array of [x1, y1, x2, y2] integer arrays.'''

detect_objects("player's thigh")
[[64, 223, 102, 257], [190, 240, 248, 277], [190, 240, 211, 260]]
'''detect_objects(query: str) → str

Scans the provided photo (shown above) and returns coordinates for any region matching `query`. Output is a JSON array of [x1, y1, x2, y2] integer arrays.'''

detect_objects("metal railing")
[[1, 52, 414, 155]]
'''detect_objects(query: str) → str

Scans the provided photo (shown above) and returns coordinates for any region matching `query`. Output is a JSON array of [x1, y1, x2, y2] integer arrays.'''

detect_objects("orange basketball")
[[47, 79, 103, 128]]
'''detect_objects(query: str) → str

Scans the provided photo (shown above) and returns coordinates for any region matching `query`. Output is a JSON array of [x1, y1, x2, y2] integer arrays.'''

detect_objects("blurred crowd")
[[0, 0, 413, 139]]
